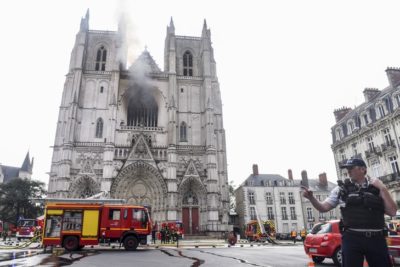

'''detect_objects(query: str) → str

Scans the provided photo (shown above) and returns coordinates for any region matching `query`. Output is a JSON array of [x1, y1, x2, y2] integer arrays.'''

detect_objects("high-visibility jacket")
[[290, 231, 297, 237]]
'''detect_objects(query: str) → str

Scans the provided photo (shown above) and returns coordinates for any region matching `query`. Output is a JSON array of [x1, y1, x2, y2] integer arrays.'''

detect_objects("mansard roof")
[[240, 173, 335, 192], [128, 49, 161, 74]]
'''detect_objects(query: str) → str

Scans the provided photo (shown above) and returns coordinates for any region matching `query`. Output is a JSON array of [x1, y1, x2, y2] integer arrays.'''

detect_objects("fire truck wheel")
[[123, 236, 138, 251], [63, 236, 79, 251]]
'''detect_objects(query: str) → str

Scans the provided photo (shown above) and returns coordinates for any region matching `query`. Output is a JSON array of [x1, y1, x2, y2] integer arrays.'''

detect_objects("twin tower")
[[47, 10, 229, 235]]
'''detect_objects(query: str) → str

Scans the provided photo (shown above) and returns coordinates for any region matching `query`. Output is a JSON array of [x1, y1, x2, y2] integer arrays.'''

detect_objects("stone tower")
[[48, 11, 229, 235]]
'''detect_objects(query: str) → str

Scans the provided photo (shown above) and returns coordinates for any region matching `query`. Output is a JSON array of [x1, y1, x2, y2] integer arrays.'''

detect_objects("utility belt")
[[344, 228, 387, 238]]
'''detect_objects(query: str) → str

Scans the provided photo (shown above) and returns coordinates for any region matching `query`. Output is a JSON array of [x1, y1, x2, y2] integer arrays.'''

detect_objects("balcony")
[[365, 146, 382, 158], [381, 140, 397, 152], [307, 217, 315, 222]]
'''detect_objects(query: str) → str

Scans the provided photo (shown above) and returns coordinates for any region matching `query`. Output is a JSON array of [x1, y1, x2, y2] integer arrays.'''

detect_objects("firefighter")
[[300, 229, 307, 243], [302, 158, 397, 267], [290, 229, 297, 244]]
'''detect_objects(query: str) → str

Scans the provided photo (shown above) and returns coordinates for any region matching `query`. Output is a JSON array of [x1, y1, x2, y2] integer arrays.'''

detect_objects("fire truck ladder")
[[254, 207, 277, 244]]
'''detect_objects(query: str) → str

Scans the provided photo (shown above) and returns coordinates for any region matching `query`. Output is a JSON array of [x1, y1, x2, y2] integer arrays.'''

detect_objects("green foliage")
[[0, 178, 46, 225]]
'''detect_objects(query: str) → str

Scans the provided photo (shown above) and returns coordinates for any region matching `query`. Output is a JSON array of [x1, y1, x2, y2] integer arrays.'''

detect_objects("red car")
[[304, 220, 342, 265]]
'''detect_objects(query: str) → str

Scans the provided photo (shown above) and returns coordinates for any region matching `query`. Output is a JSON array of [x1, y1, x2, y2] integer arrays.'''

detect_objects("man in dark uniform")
[[302, 158, 397, 267]]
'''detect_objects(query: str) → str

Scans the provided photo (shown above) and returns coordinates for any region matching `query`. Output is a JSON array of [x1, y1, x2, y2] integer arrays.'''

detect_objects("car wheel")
[[332, 247, 342, 266], [312, 256, 325, 263], [63, 236, 79, 251], [123, 235, 138, 251]]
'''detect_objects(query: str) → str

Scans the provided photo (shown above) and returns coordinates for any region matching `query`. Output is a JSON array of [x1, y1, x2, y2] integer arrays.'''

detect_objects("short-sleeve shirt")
[[324, 178, 369, 208], [324, 186, 341, 208]]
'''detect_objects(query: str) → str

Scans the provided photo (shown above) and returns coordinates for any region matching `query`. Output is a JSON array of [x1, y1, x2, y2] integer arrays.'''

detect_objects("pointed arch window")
[[95, 46, 107, 71], [183, 51, 193, 76], [180, 122, 187, 141], [95, 118, 104, 138]]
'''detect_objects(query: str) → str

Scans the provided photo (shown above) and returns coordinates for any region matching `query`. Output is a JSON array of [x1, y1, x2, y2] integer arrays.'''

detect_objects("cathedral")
[[47, 10, 229, 235]]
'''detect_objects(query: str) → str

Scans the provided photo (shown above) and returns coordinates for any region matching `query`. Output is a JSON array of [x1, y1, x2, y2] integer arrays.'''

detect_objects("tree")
[[0, 178, 46, 225]]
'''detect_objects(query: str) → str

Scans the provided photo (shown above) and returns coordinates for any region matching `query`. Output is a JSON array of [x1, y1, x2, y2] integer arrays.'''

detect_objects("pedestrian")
[[151, 226, 157, 244], [290, 229, 297, 244], [300, 228, 307, 243], [302, 158, 397, 267]]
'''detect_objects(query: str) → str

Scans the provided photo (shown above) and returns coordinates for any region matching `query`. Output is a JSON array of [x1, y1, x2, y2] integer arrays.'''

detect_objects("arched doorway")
[[179, 177, 207, 235], [110, 161, 167, 222]]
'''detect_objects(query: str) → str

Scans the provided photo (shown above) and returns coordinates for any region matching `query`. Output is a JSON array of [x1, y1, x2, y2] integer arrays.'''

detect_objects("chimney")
[[363, 88, 380, 102], [386, 67, 400, 88], [288, 169, 293, 180], [333, 106, 352, 123], [301, 170, 309, 188], [318, 172, 328, 187], [252, 164, 259, 176]]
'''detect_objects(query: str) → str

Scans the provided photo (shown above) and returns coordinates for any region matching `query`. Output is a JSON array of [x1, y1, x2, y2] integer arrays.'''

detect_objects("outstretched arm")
[[302, 186, 334, 212]]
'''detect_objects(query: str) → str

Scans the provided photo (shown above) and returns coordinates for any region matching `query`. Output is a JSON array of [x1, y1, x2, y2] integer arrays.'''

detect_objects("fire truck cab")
[[42, 202, 152, 251], [245, 220, 276, 242], [16, 219, 40, 240]]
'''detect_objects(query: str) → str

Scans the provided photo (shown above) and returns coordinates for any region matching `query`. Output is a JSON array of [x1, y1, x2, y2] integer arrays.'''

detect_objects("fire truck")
[[16, 218, 41, 240], [245, 220, 276, 242], [42, 199, 152, 251]]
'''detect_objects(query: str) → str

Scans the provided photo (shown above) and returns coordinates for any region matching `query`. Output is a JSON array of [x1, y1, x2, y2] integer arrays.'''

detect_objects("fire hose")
[[0, 233, 42, 249]]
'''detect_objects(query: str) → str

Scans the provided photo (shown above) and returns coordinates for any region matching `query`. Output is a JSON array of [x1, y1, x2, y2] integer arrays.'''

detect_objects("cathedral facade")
[[47, 11, 229, 235]]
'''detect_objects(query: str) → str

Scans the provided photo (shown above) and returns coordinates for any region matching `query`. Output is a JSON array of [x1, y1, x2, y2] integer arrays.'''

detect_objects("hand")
[[369, 177, 385, 191], [301, 186, 314, 200]]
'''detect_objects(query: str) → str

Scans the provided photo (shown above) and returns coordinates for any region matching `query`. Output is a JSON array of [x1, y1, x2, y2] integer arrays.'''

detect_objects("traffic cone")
[[363, 258, 369, 267], [307, 255, 315, 267]]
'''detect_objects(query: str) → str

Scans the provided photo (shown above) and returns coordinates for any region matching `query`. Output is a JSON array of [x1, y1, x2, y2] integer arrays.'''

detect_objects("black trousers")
[[341, 231, 392, 267]]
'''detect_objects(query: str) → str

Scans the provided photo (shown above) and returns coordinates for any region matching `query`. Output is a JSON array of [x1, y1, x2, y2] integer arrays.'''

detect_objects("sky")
[[1, 0, 400, 188]]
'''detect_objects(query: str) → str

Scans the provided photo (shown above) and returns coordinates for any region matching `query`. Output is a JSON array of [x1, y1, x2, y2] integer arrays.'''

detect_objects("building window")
[[281, 207, 288, 220], [267, 207, 274, 220], [363, 114, 369, 125], [395, 94, 400, 108], [279, 192, 286, 205], [329, 210, 335, 219], [367, 136, 375, 151], [319, 212, 326, 221], [95, 46, 107, 71], [180, 122, 187, 141], [352, 143, 358, 157], [248, 192, 255, 205], [288, 192, 295, 204], [183, 51, 193, 76], [307, 207, 313, 220], [383, 128, 392, 146], [181, 88, 184, 93], [348, 121, 355, 134], [265, 192, 273, 205], [95, 118, 103, 138], [335, 127, 343, 140], [100, 86, 104, 93], [378, 104, 386, 118], [290, 207, 296, 220], [315, 194, 321, 201], [249, 207, 256, 220], [389, 156, 400, 174]]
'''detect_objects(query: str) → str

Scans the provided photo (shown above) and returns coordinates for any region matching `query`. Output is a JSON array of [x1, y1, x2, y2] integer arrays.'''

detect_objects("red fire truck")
[[42, 201, 152, 251], [16, 219, 39, 240]]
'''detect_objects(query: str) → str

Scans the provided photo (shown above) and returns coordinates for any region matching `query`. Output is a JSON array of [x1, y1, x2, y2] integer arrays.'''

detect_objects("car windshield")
[[18, 220, 35, 227], [311, 223, 331, 234]]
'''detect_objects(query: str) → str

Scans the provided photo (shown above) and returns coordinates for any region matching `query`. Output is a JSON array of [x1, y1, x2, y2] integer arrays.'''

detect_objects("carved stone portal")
[[110, 161, 167, 221]]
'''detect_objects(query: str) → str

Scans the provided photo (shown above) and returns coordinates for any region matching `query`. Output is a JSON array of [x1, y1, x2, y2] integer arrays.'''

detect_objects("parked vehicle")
[[16, 218, 43, 240], [303, 220, 342, 265], [42, 202, 152, 251], [245, 220, 275, 242]]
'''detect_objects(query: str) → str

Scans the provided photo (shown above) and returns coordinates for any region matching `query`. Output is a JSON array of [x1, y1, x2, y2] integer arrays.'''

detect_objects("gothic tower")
[[48, 11, 229, 235]]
